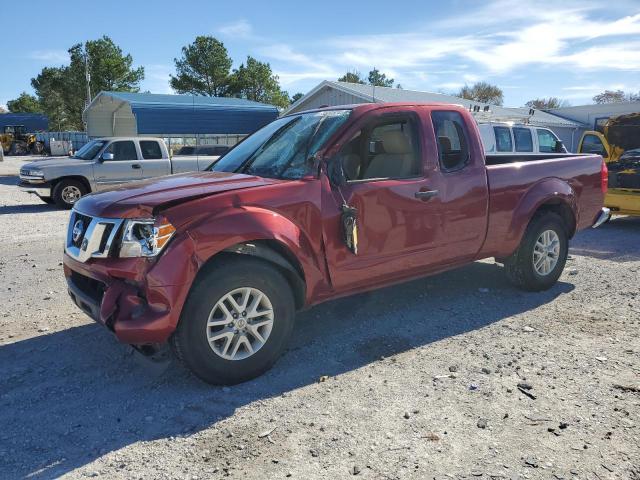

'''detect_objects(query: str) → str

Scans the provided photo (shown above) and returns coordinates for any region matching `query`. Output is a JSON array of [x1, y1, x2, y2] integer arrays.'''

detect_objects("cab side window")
[[105, 141, 138, 160], [537, 129, 560, 153], [493, 126, 513, 152], [513, 128, 533, 152], [432, 111, 470, 171], [340, 117, 421, 181], [140, 141, 163, 159]]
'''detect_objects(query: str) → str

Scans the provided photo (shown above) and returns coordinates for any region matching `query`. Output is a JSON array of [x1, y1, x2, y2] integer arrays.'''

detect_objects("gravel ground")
[[0, 155, 639, 480]]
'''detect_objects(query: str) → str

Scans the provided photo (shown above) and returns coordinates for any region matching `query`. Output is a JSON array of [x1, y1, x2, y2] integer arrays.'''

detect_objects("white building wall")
[[550, 102, 640, 130]]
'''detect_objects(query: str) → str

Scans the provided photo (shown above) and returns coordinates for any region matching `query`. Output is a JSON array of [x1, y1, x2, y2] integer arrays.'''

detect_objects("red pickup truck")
[[63, 103, 609, 384]]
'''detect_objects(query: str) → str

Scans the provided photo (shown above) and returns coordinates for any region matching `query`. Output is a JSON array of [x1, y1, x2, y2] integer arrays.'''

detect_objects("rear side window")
[[493, 126, 513, 152], [537, 129, 559, 153], [140, 141, 163, 159], [432, 111, 470, 171], [105, 141, 138, 160], [513, 128, 533, 152]]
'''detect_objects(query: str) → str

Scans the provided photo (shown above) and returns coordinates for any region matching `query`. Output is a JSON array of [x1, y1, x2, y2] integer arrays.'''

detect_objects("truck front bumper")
[[63, 248, 195, 345], [18, 180, 51, 197], [592, 207, 611, 228]]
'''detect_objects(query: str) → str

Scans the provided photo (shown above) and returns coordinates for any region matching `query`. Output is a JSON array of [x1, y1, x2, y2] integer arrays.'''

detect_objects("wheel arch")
[[194, 240, 307, 310], [51, 175, 92, 193], [503, 178, 577, 256]]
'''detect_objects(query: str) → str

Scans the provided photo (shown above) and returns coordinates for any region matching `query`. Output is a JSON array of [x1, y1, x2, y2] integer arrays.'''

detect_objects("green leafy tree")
[[229, 56, 290, 108], [525, 97, 570, 109], [592, 89, 640, 104], [368, 68, 394, 87], [30, 36, 144, 130], [7, 92, 42, 113], [170, 36, 232, 96], [31, 67, 70, 130], [457, 82, 504, 105], [290, 92, 304, 104], [338, 70, 366, 84]]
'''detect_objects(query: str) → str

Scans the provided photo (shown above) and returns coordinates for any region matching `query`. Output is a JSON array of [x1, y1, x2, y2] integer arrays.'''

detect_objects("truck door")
[[139, 140, 171, 179], [321, 110, 448, 289], [423, 110, 489, 264], [578, 132, 610, 159], [94, 140, 142, 191]]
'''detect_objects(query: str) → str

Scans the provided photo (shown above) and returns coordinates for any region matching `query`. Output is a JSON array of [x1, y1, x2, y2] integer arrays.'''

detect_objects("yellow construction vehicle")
[[578, 112, 640, 217], [0, 125, 45, 155]]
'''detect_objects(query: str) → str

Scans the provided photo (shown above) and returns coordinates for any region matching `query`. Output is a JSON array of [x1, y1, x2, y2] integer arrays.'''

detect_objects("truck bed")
[[485, 153, 576, 165], [480, 154, 605, 257]]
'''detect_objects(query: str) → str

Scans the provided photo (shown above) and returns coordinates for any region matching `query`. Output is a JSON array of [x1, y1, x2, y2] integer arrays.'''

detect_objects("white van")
[[478, 123, 567, 155]]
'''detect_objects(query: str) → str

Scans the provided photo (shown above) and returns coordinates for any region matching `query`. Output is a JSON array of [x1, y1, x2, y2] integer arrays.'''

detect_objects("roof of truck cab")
[[286, 102, 468, 117]]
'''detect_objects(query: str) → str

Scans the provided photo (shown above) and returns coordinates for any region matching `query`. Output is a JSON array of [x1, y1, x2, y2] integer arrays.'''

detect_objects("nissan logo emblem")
[[72, 219, 84, 243]]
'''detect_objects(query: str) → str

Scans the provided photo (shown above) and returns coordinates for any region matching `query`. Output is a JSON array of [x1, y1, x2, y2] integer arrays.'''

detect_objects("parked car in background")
[[478, 123, 567, 156], [62, 103, 608, 385], [18, 137, 221, 208], [175, 144, 230, 157], [577, 113, 640, 217]]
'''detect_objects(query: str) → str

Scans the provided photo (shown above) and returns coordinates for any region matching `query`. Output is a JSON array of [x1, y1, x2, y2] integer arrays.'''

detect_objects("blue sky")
[[2, 0, 639, 109]]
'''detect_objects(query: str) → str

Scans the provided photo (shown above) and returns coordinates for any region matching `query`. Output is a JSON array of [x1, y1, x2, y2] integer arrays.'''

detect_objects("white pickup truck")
[[18, 137, 222, 208]]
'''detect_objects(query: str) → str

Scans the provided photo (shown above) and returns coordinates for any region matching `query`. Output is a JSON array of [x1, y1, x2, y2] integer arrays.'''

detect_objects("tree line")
[[5, 34, 640, 130]]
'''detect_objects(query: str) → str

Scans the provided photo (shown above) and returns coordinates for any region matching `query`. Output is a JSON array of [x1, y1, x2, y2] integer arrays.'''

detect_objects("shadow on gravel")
[[570, 215, 640, 262], [0, 203, 58, 215], [0, 175, 18, 186], [0, 261, 574, 479]]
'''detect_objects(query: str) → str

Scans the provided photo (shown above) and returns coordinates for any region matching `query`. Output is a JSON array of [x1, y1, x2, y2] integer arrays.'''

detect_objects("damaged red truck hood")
[[74, 171, 281, 218]]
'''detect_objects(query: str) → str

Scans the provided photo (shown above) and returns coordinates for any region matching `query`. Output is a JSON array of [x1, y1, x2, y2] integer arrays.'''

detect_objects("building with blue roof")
[[0, 113, 48, 132], [83, 91, 279, 148]]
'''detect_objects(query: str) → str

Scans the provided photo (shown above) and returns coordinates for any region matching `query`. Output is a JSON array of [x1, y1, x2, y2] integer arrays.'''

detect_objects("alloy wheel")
[[205, 287, 274, 361]]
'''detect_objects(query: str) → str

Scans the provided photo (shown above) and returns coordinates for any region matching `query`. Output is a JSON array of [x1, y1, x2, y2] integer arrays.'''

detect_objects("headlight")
[[21, 168, 44, 177], [119, 216, 176, 258]]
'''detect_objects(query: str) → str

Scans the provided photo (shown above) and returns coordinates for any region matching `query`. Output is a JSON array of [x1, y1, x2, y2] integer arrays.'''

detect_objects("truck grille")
[[65, 210, 124, 262]]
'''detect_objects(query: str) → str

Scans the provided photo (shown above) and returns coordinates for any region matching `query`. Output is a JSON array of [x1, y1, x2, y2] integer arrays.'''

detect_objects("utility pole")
[[84, 47, 92, 108]]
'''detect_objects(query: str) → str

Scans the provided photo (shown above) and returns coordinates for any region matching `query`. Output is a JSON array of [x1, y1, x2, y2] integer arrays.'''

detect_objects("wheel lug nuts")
[[242, 311, 247, 317]]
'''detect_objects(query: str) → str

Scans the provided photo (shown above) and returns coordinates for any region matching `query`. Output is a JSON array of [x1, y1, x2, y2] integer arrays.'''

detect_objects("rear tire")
[[172, 257, 296, 385], [504, 212, 568, 291], [52, 179, 87, 209]]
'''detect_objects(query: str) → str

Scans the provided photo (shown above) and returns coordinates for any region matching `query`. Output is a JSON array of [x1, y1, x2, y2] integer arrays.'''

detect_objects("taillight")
[[601, 160, 608, 194]]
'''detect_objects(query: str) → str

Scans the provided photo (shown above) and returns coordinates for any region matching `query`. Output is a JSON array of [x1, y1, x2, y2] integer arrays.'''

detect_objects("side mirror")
[[326, 156, 347, 186], [102, 152, 114, 161], [554, 140, 565, 153]]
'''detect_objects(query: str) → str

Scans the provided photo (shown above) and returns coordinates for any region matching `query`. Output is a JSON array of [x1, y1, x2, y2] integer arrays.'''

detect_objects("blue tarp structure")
[[0, 113, 48, 132], [88, 92, 279, 136]]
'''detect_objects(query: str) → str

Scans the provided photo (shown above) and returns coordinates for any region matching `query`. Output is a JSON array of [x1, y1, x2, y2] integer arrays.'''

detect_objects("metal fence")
[[36, 131, 90, 151]]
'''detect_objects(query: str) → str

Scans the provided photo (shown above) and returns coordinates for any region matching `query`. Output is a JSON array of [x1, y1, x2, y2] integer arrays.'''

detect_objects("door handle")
[[415, 189, 438, 201], [131, 164, 141, 169]]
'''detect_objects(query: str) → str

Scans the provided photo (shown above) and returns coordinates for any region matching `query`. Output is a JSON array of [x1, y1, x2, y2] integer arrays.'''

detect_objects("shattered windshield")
[[212, 110, 351, 179], [72, 140, 107, 160]]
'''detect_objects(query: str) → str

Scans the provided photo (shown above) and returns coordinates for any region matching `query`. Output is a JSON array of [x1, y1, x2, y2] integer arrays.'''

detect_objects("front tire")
[[52, 179, 87, 209], [504, 212, 568, 291], [172, 257, 295, 385]]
